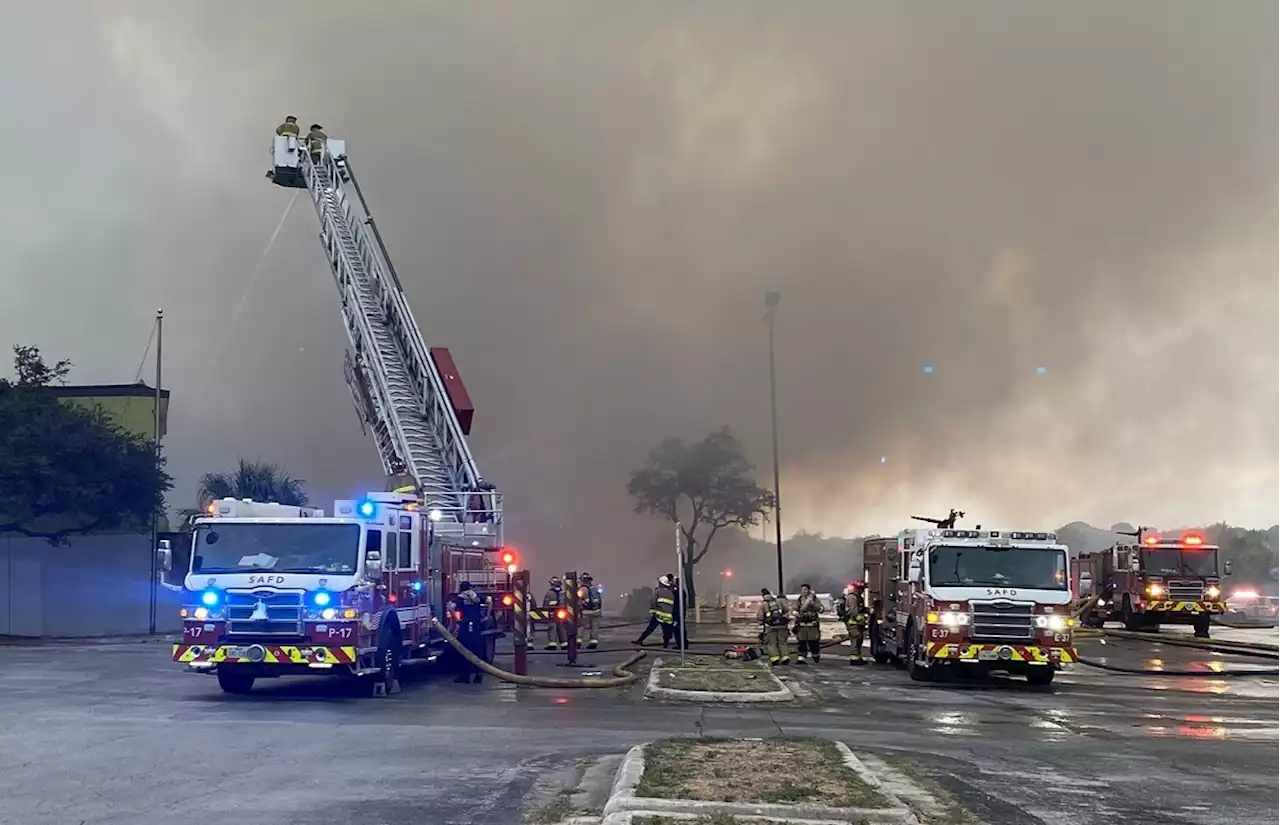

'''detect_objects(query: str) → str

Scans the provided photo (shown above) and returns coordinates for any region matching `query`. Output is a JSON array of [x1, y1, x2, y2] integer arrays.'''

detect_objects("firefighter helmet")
[[549, 575, 562, 587]]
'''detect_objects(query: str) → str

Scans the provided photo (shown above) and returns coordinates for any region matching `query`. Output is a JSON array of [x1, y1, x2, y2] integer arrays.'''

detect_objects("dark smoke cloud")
[[1, 2, 1274, 587]]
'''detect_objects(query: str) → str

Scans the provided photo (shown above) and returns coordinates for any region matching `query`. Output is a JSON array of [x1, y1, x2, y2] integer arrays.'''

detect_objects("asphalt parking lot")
[[0, 627, 1275, 825]]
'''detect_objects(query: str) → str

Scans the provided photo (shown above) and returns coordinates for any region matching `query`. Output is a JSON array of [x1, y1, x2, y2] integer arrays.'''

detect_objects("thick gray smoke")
[[1, 2, 1275, 586]]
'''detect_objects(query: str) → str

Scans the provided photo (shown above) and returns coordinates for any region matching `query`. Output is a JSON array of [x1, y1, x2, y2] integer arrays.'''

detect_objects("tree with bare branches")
[[628, 427, 775, 604]]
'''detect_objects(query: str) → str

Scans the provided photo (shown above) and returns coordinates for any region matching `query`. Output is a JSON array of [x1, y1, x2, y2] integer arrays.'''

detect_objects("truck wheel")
[[216, 668, 255, 695], [905, 627, 933, 682], [1192, 615, 1211, 639], [1025, 668, 1055, 687]]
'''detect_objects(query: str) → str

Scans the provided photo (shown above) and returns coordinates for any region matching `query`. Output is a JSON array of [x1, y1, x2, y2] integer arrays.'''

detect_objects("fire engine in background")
[[1072, 531, 1228, 638], [166, 494, 508, 694], [864, 513, 1076, 686]]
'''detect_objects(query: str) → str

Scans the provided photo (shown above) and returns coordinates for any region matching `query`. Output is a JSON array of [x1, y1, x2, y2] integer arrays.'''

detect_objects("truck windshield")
[[192, 523, 360, 574], [927, 545, 1067, 590], [1141, 548, 1218, 577]]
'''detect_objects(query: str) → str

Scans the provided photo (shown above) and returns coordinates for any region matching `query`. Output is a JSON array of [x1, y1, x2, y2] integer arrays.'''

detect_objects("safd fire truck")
[[161, 125, 522, 694], [863, 513, 1076, 686], [1071, 531, 1227, 637], [167, 494, 511, 694]]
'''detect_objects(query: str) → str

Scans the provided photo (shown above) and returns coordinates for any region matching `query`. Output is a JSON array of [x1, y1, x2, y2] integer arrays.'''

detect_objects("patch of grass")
[[524, 789, 577, 824], [637, 737, 888, 809], [884, 756, 981, 825], [657, 666, 777, 692], [634, 814, 835, 825]]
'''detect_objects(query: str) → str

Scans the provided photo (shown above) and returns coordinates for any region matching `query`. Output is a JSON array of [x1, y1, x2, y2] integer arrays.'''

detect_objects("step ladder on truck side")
[[268, 131, 509, 626]]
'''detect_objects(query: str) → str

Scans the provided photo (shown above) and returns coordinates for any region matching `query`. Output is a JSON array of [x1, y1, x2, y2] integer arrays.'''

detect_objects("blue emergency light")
[[313, 590, 332, 607], [358, 500, 375, 518], [200, 589, 220, 607]]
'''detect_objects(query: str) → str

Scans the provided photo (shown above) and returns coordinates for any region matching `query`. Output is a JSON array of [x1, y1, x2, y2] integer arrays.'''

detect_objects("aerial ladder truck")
[[164, 128, 514, 694]]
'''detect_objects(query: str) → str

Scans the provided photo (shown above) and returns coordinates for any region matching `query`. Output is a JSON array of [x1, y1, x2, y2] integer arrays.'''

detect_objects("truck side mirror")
[[365, 551, 383, 579], [1224, 560, 1233, 576], [1077, 573, 1093, 597], [156, 539, 173, 573], [1129, 557, 1140, 573], [907, 563, 922, 583]]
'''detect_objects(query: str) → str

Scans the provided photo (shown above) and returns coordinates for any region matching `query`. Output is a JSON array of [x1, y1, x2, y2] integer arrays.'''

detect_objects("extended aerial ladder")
[[267, 132, 503, 549]]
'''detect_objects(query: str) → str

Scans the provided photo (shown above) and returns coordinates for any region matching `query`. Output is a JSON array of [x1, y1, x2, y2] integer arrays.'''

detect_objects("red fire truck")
[[163, 494, 509, 694], [1071, 531, 1228, 637], [864, 516, 1076, 686]]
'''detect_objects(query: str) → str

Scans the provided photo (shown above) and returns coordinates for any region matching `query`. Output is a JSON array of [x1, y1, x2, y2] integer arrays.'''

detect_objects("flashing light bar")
[[936, 529, 1058, 541], [1141, 532, 1211, 547]]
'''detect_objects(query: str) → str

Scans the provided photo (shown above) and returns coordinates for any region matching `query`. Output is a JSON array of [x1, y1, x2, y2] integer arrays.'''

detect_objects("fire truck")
[[162, 126, 517, 693], [863, 513, 1076, 686], [167, 494, 507, 694], [1071, 531, 1228, 637]]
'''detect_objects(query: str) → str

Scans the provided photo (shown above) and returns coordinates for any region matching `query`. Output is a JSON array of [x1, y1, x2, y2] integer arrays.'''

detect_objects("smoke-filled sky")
[[2, 2, 1276, 584]]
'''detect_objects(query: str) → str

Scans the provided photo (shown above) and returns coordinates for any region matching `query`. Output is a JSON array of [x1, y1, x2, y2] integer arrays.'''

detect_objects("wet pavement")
[[0, 625, 1274, 825]]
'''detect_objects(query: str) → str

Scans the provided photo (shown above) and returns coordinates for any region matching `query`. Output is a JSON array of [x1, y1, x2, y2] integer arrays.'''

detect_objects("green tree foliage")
[[0, 346, 171, 544], [628, 427, 775, 601], [1204, 523, 1278, 585], [195, 459, 309, 513]]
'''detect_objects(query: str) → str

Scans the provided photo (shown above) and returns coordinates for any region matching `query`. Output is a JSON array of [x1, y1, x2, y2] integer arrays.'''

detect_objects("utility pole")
[[148, 309, 163, 635], [764, 292, 784, 596]]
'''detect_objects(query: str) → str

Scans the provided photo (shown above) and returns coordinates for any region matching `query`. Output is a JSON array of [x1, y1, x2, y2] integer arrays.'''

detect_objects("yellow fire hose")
[[429, 618, 647, 688]]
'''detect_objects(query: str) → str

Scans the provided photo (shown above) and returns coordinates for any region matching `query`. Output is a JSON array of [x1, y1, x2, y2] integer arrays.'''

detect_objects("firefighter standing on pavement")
[[836, 582, 870, 666], [578, 573, 603, 649], [758, 588, 791, 665], [450, 581, 491, 684], [793, 584, 825, 663], [633, 575, 677, 646], [542, 576, 567, 649]]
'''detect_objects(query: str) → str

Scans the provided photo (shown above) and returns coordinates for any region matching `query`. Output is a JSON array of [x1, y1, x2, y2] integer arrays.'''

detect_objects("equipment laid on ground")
[[165, 128, 515, 694], [863, 513, 1076, 686], [1071, 531, 1227, 638]]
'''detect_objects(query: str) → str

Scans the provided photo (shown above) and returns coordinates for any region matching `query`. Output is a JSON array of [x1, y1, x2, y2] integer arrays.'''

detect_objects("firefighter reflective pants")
[[544, 620, 566, 649], [581, 611, 600, 648], [844, 619, 866, 664], [762, 626, 791, 664], [794, 624, 821, 662]]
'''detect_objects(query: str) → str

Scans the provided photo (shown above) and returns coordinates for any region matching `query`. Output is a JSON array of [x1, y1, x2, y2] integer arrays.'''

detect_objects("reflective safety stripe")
[[924, 641, 1076, 664], [173, 644, 357, 665], [392, 485, 417, 494]]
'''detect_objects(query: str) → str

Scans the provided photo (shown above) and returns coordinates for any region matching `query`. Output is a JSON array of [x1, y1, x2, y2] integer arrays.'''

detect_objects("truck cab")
[[865, 527, 1075, 686], [169, 493, 506, 694], [1072, 532, 1226, 637]]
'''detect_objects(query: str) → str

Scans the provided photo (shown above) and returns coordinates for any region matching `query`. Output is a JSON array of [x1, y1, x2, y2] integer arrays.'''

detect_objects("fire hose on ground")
[[429, 618, 647, 688]]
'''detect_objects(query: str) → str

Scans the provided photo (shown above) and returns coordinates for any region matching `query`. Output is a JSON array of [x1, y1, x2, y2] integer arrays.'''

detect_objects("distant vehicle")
[[1072, 531, 1227, 638], [864, 516, 1076, 687], [1220, 590, 1279, 627]]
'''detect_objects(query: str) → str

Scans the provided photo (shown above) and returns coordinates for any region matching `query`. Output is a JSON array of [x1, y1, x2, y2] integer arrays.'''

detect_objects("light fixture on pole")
[[764, 291, 784, 596]]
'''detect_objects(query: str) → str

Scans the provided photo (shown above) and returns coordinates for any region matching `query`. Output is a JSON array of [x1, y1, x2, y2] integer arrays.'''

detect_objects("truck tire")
[[905, 626, 933, 682], [217, 668, 255, 695], [1192, 614, 1211, 638], [1025, 668, 1055, 687]]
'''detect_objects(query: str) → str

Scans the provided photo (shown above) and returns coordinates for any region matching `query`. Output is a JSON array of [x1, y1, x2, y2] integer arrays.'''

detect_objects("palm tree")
[[190, 459, 309, 519]]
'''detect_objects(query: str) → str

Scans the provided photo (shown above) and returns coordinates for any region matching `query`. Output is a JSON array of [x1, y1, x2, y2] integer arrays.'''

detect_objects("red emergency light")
[[501, 550, 517, 566], [555, 608, 568, 621], [501, 594, 514, 607], [1182, 533, 1205, 546], [1143, 535, 1160, 545]]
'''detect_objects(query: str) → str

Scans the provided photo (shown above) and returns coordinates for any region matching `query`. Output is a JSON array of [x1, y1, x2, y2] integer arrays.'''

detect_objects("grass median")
[[654, 656, 779, 693], [636, 737, 889, 809]]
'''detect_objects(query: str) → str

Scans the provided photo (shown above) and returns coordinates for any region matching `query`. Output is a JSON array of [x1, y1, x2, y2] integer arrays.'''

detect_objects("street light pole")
[[148, 309, 164, 635], [764, 292, 784, 596]]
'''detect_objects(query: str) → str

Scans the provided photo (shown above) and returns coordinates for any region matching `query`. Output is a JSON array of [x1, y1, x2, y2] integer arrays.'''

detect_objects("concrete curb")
[[0, 634, 178, 647], [643, 657, 794, 703], [602, 741, 920, 824]]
